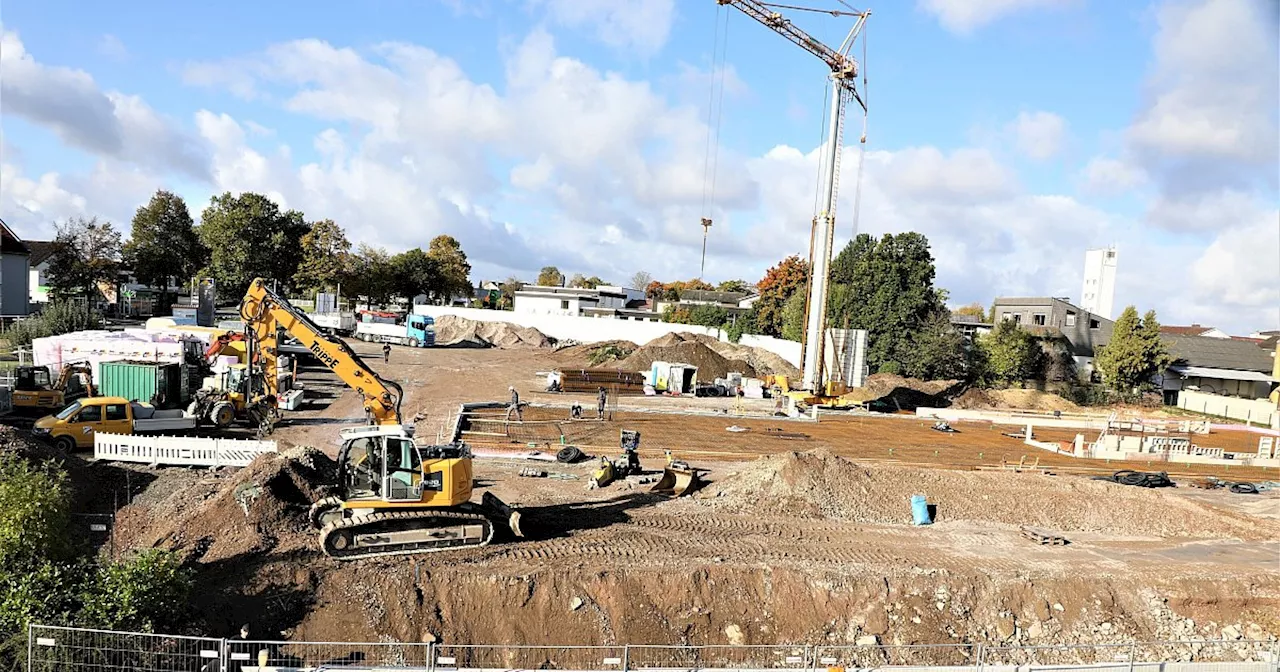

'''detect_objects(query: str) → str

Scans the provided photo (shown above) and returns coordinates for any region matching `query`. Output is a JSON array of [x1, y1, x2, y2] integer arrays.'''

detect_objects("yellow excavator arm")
[[239, 277, 403, 425]]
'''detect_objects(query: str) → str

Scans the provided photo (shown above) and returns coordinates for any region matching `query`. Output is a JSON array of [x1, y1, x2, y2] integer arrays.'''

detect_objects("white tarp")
[[32, 327, 214, 380]]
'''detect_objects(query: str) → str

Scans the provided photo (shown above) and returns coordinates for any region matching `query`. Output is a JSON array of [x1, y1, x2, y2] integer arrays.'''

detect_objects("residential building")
[[949, 314, 992, 339], [1080, 246, 1118, 319], [25, 240, 57, 306], [1158, 334, 1276, 404], [513, 284, 647, 318], [991, 297, 1114, 374], [0, 220, 31, 317], [1160, 324, 1230, 339]]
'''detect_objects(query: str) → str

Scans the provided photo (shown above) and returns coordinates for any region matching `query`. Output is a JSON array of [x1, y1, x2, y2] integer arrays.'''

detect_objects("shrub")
[[1, 303, 103, 350], [0, 454, 71, 568], [79, 550, 193, 632]]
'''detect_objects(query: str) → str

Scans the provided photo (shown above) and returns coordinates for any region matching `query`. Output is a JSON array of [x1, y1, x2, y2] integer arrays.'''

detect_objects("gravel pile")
[[692, 449, 1274, 539], [434, 316, 555, 348]]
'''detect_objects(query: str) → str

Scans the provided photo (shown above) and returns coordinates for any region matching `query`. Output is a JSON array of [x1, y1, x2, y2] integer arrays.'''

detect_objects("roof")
[[0, 218, 30, 255], [1171, 365, 1273, 383], [950, 315, 990, 325], [1164, 334, 1275, 374], [25, 240, 57, 266], [514, 286, 599, 298], [679, 289, 748, 304], [1160, 325, 1218, 336]]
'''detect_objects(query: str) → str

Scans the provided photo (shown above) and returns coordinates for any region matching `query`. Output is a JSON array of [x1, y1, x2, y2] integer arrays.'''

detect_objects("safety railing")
[[23, 625, 1280, 672], [93, 432, 278, 468]]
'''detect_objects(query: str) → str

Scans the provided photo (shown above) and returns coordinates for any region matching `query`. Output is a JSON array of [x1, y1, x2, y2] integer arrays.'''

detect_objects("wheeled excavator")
[[232, 278, 524, 560]]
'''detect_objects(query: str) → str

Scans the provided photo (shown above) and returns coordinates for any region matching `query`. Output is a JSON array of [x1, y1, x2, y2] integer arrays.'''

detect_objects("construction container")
[[99, 361, 186, 409]]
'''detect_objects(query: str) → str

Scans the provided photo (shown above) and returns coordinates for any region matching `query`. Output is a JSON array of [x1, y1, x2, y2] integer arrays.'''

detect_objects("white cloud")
[[528, 0, 676, 56], [0, 28, 209, 180], [97, 34, 128, 61], [1009, 111, 1067, 160], [1078, 156, 1147, 195], [917, 0, 1072, 34], [1190, 214, 1280, 313]]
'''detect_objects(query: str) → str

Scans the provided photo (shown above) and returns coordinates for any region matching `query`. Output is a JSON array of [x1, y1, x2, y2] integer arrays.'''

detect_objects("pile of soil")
[[685, 333, 800, 378], [841, 374, 962, 410], [951, 387, 998, 409], [620, 333, 757, 380], [112, 447, 336, 562], [989, 389, 1080, 412], [692, 449, 1273, 539], [434, 316, 554, 349], [555, 339, 638, 365]]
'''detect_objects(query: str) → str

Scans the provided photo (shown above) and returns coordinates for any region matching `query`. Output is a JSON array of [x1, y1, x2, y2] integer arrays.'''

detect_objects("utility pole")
[[716, 0, 868, 393]]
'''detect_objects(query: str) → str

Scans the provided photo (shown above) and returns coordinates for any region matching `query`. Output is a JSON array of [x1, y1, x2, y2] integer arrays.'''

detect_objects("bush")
[[587, 344, 633, 366], [0, 454, 71, 568], [878, 361, 902, 375], [79, 551, 193, 632], [1, 302, 103, 350]]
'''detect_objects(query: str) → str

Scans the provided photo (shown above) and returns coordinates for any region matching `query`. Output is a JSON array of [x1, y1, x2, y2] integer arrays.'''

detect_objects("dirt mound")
[[556, 339, 639, 366], [990, 389, 1080, 412], [113, 447, 336, 562], [683, 333, 800, 378], [693, 449, 1273, 539], [951, 387, 997, 409], [621, 334, 756, 380], [841, 373, 962, 410], [434, 316, 554, 349]]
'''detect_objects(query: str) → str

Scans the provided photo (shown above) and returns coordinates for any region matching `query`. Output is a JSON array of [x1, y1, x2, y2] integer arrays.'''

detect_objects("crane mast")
[[717, 0, 868, 392]]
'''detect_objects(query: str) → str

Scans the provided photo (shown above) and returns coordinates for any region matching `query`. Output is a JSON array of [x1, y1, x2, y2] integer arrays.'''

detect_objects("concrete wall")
[[1177, 389, 1277, 427], [0, 253, 29, 315], [514, 294, 591, 316], [415, 305, 803, 367]]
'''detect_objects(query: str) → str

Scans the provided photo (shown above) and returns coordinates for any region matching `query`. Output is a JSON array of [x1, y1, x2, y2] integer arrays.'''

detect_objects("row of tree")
[[44, 190, 474, 308]]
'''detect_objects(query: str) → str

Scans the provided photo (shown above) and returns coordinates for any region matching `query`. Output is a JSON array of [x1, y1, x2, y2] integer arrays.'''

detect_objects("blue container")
[[911, 495, 932, 525]]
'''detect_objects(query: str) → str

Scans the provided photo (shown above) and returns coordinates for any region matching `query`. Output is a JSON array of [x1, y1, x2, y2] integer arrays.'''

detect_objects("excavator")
[[232, 278, 523, 560], [11, 363, 95, 414]]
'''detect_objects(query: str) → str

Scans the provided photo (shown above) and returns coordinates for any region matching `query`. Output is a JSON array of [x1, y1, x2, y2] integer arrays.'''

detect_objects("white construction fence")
[[1177, 390, 1278, 428], [24, 625, 1279, 672], [93, 432, 278, 467]]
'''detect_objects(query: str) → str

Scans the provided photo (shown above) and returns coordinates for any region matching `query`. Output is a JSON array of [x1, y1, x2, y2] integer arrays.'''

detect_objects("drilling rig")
[[717, 0, 869, 403]]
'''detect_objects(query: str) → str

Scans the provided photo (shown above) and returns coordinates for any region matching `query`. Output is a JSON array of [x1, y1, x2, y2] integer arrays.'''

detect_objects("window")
[[105, 404, 128, 421], [1065, 313, 1076, 327], [560, 300, 569, 310], [1012, 314, 1022, 324], [1001, 312, 1012, 321], [1033, 313, 1046, 326], [1090, 319, 1100, 329], [76, 405, 102, 422]]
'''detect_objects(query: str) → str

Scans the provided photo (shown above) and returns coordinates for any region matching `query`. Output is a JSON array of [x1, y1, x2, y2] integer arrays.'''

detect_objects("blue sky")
[[1, 0, 1277, 333]]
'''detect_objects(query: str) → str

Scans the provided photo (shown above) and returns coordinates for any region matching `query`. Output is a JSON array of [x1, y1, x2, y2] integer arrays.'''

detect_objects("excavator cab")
[[12, 364, 94, 413], [308, 425, 523, 560]]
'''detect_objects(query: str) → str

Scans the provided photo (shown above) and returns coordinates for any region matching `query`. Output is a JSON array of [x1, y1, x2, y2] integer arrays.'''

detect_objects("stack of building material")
[[32, 328, 211, 380], [556, 368, 647, 395]]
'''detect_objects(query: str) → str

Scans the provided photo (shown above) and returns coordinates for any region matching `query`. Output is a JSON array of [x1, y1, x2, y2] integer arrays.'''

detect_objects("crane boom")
[[239, 277, 403, 426], [717, 0, 869, 393]]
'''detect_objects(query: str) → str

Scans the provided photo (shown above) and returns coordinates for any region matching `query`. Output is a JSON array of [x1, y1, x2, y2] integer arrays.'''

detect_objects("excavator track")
[[319, 509, 495, 560]]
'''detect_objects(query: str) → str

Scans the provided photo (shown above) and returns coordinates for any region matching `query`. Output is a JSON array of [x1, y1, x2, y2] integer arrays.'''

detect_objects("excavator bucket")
[[651, 463, 704, 497], [481, 491, 524, 538], [588, 457, 616, 490]]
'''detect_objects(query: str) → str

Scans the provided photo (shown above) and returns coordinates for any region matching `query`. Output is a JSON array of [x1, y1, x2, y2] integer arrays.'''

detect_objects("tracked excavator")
[[233, 278, 523, 560]]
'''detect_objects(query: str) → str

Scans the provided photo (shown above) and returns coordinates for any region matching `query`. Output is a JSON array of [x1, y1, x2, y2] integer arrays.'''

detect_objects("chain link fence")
[[24, 625, 1280, 672]]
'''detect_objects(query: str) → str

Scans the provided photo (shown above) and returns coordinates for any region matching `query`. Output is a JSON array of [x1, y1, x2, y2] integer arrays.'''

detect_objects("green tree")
[[687, 304, 729, 328], [977, 320, 1040, 386], [292, 219, 351, 293], [904, 310, 969, 380], [1095, 306, 1170, 393], [196, 192, 310, 293], [536, 266, 564, 287], [780, 291, 807, 342], [498, 276, 524, 310], [124, 190, 205, 313], [717, 279, 752, 294], [344, 245, 397, 306], [46, 217, 123, 303], [391, 247, 440, 302], [755, 255, 809, 338], [629, 271, 653, 291], [426, 235, 472, 302], [827, 232, 947, 373]]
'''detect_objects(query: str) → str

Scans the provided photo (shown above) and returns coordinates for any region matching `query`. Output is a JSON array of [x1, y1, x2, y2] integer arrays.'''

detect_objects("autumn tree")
[[498, 276, 524, 310], [537, 266, 564, 287], [426, 235, 472, 302], [630, 271, 653, 291], [197, 192, 309, 293], [46, 217, 123, 303], [755, 255, 809, 338], [124, 190, 205, 313], [292, 219, 351, 293], [1095, 306, 1171, 393], [644, 280, 664, 302], [952, 302, 986, 319]]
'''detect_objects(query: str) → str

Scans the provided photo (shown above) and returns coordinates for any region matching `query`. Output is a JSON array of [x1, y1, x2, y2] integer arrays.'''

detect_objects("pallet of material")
[[1020, 526, 1068, 545], [557, 368, 648, 394]]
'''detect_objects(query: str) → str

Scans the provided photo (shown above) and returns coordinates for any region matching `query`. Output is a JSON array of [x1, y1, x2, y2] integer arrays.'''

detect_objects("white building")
[[513, 285, 648, 318], [1080, 246, 1118, 320]]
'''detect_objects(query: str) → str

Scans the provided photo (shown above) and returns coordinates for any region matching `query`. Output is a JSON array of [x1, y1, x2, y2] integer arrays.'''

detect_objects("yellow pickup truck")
[[33, 396, 198, 452]]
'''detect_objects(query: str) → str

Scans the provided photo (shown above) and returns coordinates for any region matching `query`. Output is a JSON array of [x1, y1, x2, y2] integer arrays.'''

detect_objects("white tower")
[[1080, 246, 1118, 319]]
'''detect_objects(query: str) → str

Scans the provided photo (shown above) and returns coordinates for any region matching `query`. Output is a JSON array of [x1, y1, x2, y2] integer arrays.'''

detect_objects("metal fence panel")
[[28, 624, 222, 672], [437, 644, 629, 671], [815, 643, 981, 669], [244, 639, 433, 669], [625, 644, 812, 670]]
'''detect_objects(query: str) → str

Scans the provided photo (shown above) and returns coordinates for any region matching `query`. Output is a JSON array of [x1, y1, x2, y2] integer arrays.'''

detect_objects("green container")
[[99, 361, 185, 409]]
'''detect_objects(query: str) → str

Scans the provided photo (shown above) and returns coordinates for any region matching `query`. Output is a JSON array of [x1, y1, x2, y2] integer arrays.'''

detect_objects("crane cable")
[[700, 5, 731, 220], [849, 20, 868, 239]]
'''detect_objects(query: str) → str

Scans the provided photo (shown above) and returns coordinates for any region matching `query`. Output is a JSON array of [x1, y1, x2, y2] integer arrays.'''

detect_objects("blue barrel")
[[911, 495, 932, 525]]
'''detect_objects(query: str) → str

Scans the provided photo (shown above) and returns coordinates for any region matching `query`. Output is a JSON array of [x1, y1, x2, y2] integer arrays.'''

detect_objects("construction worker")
[[597, 386, 607, 420], [382, 343, 392, 363], [507, 385, 523, 422]]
